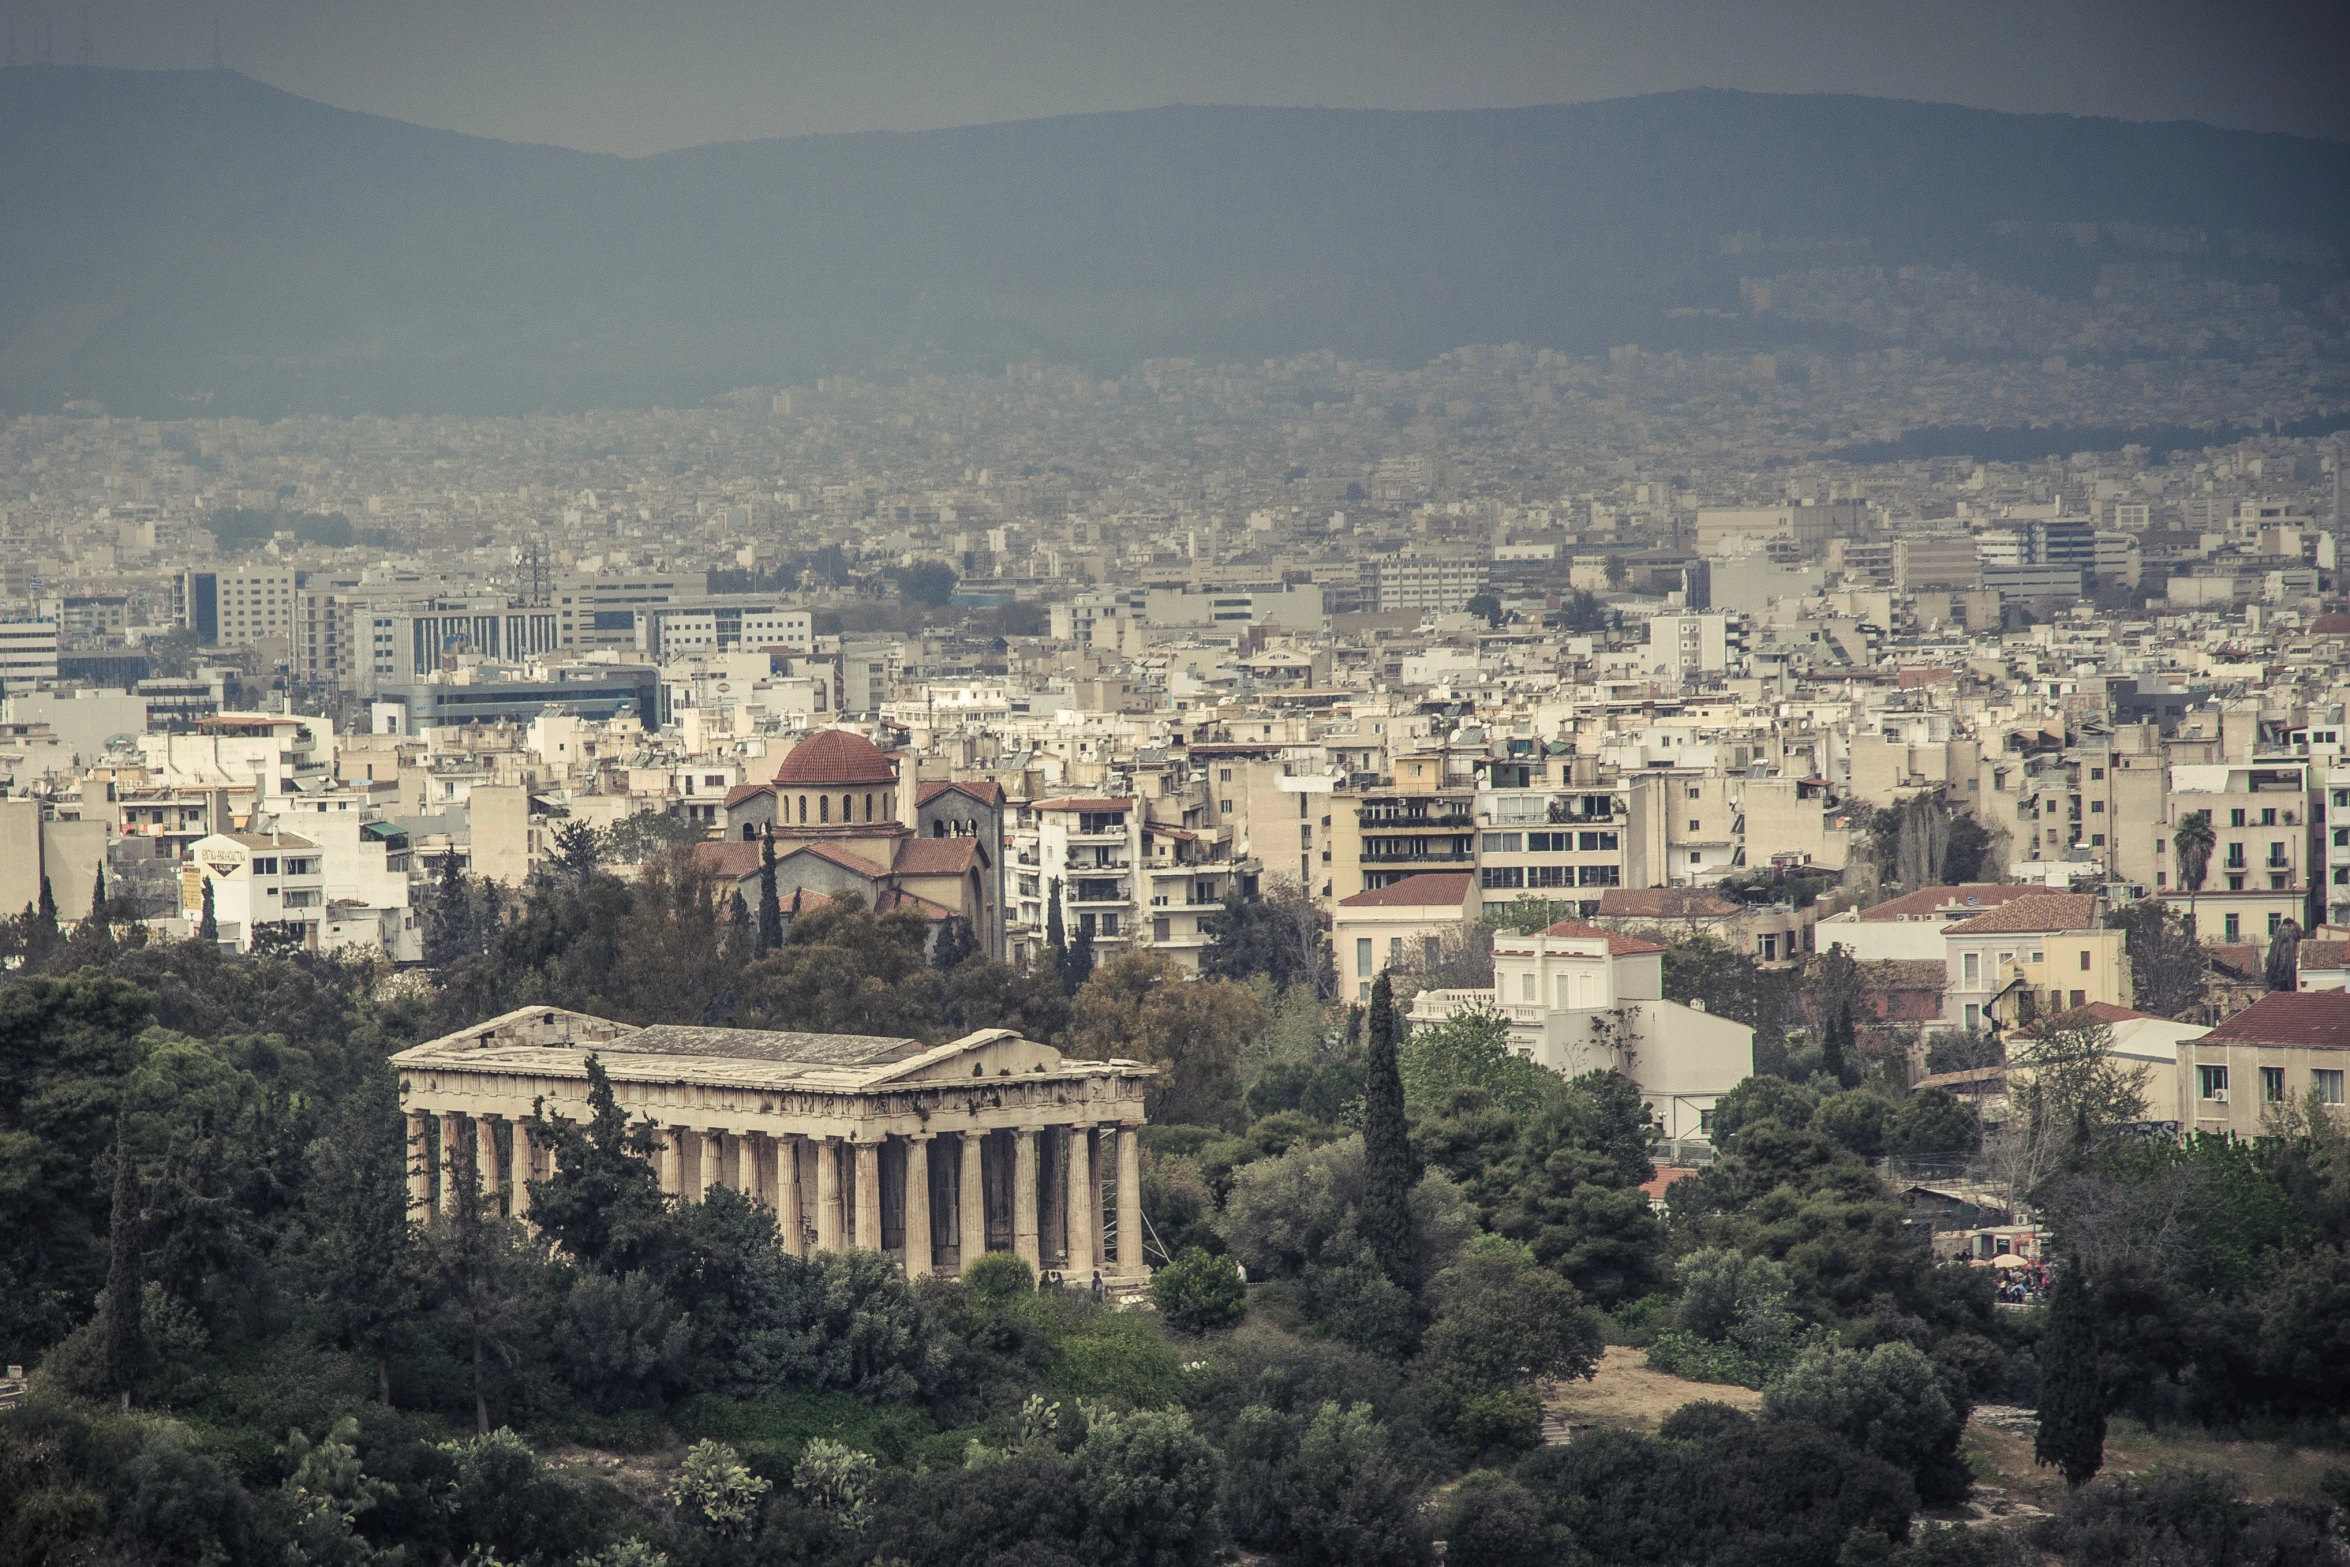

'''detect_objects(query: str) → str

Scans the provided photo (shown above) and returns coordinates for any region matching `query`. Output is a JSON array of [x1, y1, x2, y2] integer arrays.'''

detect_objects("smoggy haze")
[[4, 0, 2347, 155]]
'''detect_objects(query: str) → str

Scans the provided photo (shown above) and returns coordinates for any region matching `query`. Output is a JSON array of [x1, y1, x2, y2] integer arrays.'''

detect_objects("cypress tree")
[[197, 877, 218, 943], [1045, 878, 1069, 987], [100, 1105, 141, 1410], [757, 826, 783, 956], [2035, 1257, 2106, 1486], [1361, 972, 1417, 1293], [90, 864, 107, 919], [1064, 916, 1096, 992]]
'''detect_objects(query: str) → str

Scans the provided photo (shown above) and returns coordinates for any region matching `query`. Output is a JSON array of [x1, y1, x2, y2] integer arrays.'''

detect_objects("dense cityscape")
[[4, 47, 2350, 1567]]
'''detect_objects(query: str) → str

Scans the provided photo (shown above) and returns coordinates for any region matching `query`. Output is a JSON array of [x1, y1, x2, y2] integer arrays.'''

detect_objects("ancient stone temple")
[[391, 1007, 1153, 1280]]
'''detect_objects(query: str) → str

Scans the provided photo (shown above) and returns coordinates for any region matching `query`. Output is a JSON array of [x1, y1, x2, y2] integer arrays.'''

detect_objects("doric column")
[[406, 1110, 431, 1218], [1065, 1124, 1095, 1277], [658, 1126, 683, 1196], [748, 1134, 775, 1210], [437, 1114, 462, 1216], [958, 1132, 986, 1272], [853, 1139, 882, 1251], [1013, 1126, 1041, 1273], [476, 1114, 501, 1211], [778, 1135, 805, 1255], [698, 1129, 726, 1201], [816, 1137, 843, 1251], [1116, 1122, 1144, 1277], [903, 1135, 933, 1278], [511, 1122, 534, 1222]]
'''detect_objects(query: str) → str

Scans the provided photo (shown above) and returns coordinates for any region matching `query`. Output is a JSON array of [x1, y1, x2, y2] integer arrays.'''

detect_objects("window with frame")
[[2261, 1066, 2286, 1101], [2314, 1069, 2345, 1105], [2197, 1064, 2229, 1100]]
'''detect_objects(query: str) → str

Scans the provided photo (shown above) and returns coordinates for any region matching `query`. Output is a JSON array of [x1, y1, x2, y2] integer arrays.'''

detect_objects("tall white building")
[[0, 619, 61, 694]]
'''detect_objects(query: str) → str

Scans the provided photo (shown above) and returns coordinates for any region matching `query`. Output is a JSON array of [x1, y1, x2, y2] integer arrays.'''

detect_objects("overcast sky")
[[8, 0, 2347, 155]]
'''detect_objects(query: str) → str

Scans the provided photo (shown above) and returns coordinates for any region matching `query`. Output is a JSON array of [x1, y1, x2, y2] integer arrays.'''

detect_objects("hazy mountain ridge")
[[2, 67, 2345, 417]]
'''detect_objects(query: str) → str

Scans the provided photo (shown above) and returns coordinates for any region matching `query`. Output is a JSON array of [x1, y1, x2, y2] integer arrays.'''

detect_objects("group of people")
[[1040, 1268, 1107, 1302]]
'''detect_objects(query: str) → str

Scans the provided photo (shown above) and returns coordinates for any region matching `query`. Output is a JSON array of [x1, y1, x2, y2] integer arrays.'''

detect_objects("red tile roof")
[[2297, 941, 2349, 972], [1537, 919, 1668, 956], [1942, 893, 2098, 935], [918, 778, 1004, 807], [723, 782, 773, 809], [1337, 872, 1477, 909], [2200, 990, 2350, 1048], [690, 841, 764, 881], [890, 837, 981, 877], [773, 729, 897, 786], [2075, 1001, 2168, 1024], [1859, 884, 2040, 922], [1595, 887, 1744, 920]]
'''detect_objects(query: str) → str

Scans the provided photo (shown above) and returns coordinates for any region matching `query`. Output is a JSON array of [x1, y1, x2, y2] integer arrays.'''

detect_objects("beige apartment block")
[[2176, 991, 2350, 1139], [394, 1009, 1155, 1281]]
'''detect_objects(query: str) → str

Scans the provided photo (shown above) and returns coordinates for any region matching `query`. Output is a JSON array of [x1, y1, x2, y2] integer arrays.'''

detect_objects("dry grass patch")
[[1542, 1347, 1764, 1436]]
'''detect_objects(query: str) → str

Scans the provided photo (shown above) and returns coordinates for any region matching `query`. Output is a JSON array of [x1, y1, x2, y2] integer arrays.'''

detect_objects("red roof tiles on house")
[[1595, 887, 1743, 920], [723, 782, 773, 809], [1859, 884, 2041, 922], [1537, 919, 1668, 956], [1337, 873, 1477, 908], [1941, 893, 2098, 935], [773, 729, 897, 787], [2200, 990, 2350, 1048]]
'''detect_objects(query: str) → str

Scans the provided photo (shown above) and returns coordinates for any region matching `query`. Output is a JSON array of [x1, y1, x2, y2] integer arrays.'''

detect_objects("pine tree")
[[2035, 1257, 2106, 1486], [757, 826, 783, 956], [197, 877, 218, 943], [100, 1104, 142, 1410], [1360, 971, 1418, 1294]]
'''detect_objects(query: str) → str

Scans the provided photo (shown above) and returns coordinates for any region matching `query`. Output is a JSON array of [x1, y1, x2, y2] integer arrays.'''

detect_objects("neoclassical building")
[[392, 1006, 1153, 1280]]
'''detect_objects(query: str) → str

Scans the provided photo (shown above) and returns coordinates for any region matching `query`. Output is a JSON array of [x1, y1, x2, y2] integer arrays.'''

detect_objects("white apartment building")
[[0, 619, 61, 694], [182, 567, 299, 648], [1412, 918, 1755, 1142], [1642, 613, 1731, 683], [139, 715, 335, 804], [636, 603, 814, 659], [180, 831, 327, 952], [1362, 550, 1486, 614]]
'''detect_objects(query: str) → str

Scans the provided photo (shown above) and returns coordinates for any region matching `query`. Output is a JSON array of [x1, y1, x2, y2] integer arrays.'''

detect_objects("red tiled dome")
[[773, 729, 896, 787]]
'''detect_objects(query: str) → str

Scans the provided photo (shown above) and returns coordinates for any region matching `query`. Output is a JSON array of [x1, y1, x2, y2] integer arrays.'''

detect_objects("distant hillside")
[[1, 68, 2345, 417]]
